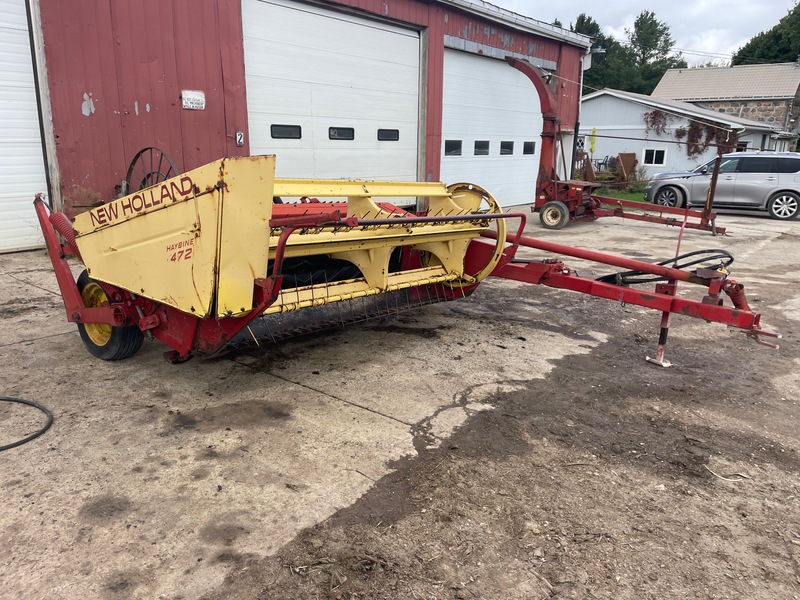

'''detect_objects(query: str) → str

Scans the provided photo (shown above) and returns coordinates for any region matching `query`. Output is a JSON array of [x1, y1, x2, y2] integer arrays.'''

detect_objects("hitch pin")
[[727, 326, 781, 349]]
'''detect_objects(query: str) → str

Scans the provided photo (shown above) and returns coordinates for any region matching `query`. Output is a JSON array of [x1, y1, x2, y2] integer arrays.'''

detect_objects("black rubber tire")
[[653, 186, 685, 208], [767, 191, 800, 220], [539, 201, 570, 230], [76, 270, 144, 360]]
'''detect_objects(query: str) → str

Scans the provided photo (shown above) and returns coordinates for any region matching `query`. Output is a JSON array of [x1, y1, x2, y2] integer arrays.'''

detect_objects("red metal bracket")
[[483, 230, 780, 363]]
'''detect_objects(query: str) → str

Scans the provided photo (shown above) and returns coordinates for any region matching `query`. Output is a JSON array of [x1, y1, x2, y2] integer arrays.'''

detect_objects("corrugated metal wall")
[[38, 0, 583, 210], [39, 0, 248, 214]]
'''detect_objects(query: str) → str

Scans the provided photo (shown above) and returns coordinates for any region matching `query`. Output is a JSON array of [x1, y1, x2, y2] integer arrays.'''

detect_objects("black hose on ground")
[[0, 397, 54, 452], [594, 249, 735, 285]]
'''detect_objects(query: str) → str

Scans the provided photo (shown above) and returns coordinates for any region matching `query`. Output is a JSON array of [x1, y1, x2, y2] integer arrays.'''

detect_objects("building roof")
[[652, 63, 800, 101], [440, 0, 592, 48], [583, 88, 785, 133]]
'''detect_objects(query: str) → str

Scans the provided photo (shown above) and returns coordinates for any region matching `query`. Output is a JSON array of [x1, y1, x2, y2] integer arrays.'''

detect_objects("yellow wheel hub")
[[81, 282, 112, 347], [541, 206, 561, 227]]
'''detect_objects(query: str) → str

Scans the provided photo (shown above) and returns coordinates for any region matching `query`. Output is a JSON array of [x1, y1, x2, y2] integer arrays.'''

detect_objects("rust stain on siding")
[[39, 0, 582, 212]]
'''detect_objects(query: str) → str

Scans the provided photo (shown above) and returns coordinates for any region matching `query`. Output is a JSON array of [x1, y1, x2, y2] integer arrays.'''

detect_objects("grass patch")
[[594, 187, 646, 203]]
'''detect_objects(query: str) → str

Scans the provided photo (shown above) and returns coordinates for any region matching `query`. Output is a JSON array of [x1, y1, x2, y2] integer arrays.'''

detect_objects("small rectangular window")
[[778, 158, 800, 173], [739, 157, 776, 173], [271, 124, 301, 139], [444, 140, 462, 156], [377, 129, 399, 141], [500, 141, 514, 155], [474, 140, 490, 156], [643, 149, 666, 166], [329, 127, 354, 140], [523, 141, 536, 155]]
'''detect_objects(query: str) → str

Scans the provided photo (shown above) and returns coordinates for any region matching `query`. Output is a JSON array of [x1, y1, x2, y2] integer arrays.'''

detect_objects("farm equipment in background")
[[505, 57, 724, 235], [35, 154, 778, 366]]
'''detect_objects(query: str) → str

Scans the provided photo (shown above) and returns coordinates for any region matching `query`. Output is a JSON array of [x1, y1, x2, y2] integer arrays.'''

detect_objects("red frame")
[[35, 196, 777, 362]]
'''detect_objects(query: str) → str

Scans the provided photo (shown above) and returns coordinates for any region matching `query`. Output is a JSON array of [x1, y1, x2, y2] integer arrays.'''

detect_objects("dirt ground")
[[2, 209, 799, 599]]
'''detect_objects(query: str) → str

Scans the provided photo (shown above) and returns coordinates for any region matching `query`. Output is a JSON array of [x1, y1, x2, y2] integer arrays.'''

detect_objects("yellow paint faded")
[[73, 157, 274, 318], [72, 156, 506, 319]]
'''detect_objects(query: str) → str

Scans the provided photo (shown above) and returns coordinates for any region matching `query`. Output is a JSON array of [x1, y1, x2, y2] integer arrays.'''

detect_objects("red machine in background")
[[506, 58, 724, 234]]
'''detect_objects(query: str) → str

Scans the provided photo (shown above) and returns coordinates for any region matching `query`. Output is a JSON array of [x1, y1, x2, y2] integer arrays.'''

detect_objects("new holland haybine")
[[35, 155, 778, 366]]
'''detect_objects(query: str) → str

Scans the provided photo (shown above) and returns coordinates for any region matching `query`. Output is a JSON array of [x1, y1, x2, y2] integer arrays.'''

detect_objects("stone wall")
[[692, 91, 800, 133]]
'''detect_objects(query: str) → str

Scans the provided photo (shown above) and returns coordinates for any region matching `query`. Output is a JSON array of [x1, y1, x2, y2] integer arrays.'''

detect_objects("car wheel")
[[767, 191, 800, 220], [76, 270, 144, 360], [653, 186, 684, 208], [539, 201, 570, 230]]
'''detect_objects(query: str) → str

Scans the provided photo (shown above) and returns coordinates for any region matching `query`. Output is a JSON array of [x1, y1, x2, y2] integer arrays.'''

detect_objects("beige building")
[[652, 62, 800, 149]]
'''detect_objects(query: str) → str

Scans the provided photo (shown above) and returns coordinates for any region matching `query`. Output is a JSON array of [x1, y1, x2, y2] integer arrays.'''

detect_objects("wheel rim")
[[81, 282, 112, 346], [772, 194, 798, 218], [657, 189, 677, 207], [124, 147, 179, 194], [541, 206, 562, 227]]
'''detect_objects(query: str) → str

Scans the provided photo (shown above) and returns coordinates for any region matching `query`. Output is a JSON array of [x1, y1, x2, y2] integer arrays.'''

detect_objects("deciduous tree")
[[732, 4, 800, 65], [571, 11, 686, 95]]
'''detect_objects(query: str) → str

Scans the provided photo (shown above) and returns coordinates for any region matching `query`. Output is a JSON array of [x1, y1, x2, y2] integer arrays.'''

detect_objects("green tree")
[[571, 13, 623, 94], [626, 11, 676, 66], [572, 11, 686, 95], [732, 4, 800, 65], [623, 11, 687, 94]]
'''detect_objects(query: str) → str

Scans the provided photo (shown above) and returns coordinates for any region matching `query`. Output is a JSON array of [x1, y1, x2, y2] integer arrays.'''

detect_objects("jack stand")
[[646, 320, 672, 368], [646, 282, 676, 367]]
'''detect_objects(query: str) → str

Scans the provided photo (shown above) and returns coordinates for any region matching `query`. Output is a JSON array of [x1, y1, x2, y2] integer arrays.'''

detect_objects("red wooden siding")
[[39, 0, 249, 214], [39, 0, 583, 209]]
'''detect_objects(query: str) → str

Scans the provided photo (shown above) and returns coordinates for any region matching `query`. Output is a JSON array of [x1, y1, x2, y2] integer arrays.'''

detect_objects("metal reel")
[[120, 147, 179, 196]]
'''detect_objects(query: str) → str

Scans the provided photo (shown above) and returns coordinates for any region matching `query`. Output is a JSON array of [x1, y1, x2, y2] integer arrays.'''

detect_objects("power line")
[[671, 47, 732, 59]]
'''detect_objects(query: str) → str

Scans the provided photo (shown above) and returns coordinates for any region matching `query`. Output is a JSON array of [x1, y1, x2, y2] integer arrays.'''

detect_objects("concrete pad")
[[0, 207, 795, 599]]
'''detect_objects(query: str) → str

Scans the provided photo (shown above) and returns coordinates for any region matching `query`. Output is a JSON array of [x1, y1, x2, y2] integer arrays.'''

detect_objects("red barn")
[[2, 0, 590, 251]]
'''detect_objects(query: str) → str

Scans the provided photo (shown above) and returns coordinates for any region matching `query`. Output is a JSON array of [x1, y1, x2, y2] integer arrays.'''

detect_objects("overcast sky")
[[488, 0, 798, 65]]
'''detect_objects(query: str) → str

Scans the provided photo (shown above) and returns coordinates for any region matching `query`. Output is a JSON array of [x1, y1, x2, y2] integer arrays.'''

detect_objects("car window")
[[777, 158, 800, 173], [718, 157, 740, 174], [692, 159, 716, 173], [738, 157, 777, 174]]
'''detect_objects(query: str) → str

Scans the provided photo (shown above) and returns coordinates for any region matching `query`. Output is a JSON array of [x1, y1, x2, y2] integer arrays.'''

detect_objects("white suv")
[[644, 151, 800, 220]]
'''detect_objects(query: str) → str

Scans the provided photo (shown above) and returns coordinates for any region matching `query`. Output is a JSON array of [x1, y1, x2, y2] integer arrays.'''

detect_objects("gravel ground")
[[1, 210, 798, 599]]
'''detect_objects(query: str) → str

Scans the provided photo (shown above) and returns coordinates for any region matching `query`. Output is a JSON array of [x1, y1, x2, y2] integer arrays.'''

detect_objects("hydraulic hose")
[[0, 397, 54, 452], [594, 249, 735, 285]]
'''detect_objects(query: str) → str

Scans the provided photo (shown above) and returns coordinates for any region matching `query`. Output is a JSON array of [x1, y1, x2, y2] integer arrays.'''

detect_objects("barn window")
[[444, 140, 462, 156], [500, 141, 514, 155], [643, 148, 666, 166], [329, 127, 355, 140], [474, 140, 490, 156], [378, 129, 400, 141], [271, 124, 302, 139], [523, 141, 536, 155]]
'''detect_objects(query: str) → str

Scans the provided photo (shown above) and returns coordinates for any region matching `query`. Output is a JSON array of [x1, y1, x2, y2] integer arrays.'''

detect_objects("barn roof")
[[652, 63, 800, 101]]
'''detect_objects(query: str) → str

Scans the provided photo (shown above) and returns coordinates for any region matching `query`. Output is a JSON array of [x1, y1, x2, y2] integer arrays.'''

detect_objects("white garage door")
[[0, 0, 47, 252], [242, 0, 420, 182], [440, 49, 542, 207]]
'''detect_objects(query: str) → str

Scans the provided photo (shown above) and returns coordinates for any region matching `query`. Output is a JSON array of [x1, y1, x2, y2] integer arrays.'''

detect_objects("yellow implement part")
[[72, 156, 505, 318], [73, 156, 273, 317]]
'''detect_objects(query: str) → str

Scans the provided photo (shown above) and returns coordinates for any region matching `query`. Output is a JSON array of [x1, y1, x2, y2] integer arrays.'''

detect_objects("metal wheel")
[[122, 147, 179, 196], [76, 270, 144, 360], [767, 191, 800, 220], [654, 186, 684, 208], [539, 201, 570, 230]]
